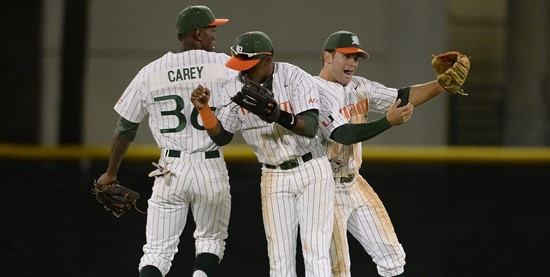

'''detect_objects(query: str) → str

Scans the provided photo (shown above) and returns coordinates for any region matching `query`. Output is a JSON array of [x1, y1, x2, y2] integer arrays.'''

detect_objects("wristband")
[[397, 86, 411, 107], [275, 111, 298, 130], [198, 105, 218, 129]]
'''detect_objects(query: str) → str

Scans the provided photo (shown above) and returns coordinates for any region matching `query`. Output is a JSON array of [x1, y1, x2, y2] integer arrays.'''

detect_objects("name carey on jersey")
[[148, 63, 227, 91], [167, 66, 204, 82]]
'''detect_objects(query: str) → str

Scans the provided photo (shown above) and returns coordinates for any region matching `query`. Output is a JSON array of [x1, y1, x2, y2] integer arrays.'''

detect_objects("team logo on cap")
[[235, 45, 244, 54], [351, 35, 360, 46]]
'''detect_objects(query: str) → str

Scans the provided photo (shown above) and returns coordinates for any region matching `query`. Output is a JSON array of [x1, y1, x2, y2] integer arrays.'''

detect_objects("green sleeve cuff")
[[296, 109, 319, 138], [330, 117, 392, 145], [211, 128, 234, 146], [397, 86, 411, 107], [115, 117, 139, 142]]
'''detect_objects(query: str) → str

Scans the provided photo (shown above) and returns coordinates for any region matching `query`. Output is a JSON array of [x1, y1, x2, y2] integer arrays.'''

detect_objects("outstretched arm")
[[408, 51, 471, 106], [408, 80, 446, 107]]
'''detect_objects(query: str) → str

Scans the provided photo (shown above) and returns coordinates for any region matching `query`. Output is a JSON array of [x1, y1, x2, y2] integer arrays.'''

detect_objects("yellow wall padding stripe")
[[1, 143, 550, 164]]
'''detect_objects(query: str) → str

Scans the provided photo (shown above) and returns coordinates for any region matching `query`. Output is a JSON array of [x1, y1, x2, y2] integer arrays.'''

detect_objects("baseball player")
[[96, 6, 237, 277], [191, 31, 335, 276], [314, 31, 469, 276]]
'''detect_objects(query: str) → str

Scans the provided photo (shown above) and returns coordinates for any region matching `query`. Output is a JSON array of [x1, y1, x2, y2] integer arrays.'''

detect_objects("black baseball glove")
[[92, 178, 145, 218], [231, 77, 280, 123]]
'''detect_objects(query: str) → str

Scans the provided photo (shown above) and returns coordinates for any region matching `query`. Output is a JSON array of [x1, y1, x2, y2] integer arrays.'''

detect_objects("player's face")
[[242, 56, 273, 83], [328, 52, 360, 85], [200, 27, 217, 51]]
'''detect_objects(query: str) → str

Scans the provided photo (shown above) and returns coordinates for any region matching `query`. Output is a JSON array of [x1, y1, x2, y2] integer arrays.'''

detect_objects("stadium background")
[[1, 0, 549, 276]]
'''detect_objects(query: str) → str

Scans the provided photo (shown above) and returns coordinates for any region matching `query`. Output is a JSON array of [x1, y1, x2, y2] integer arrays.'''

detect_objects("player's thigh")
[[190, 160, 231, 234], [145, 173, 191, 255], [295, 158, 335, 253], [347, 176, 399, 248]]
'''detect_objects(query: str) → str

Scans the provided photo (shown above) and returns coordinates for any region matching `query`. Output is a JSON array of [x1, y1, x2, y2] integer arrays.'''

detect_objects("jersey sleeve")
[[289, 69, 319, 114], [317, 83, 349, 140], [114, 70, 148, 123], [216, 77, 242, 134], [354, 77, 398, 114]]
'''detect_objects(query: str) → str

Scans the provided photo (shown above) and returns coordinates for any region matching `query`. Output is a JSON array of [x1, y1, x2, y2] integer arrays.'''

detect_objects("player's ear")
[[257, 56, 271, 70], [322, 51, 333, 65], [194, 29, 202, 40]]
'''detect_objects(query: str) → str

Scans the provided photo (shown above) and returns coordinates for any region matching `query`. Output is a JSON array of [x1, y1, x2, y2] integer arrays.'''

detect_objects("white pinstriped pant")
[[139, 155, 231, 276], [260, 156, 335, 277], [331, 173, 405, 277]]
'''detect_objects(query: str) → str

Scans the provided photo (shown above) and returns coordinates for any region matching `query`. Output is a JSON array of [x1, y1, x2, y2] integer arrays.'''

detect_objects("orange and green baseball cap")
[[176, 5, 228, 34], [323, 30, 369, 59], [226, 31, 273, 71]]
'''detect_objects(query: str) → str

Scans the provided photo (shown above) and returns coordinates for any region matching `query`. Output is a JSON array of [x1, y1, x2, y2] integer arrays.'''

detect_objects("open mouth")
[[344, 69, 353, 76]]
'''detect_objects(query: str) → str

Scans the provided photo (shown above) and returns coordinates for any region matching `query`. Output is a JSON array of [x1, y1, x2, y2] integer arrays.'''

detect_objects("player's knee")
[[331, 262, 350, 277]]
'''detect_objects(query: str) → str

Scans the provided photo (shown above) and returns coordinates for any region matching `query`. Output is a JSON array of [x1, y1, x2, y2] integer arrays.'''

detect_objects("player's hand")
[[191, 85, 211, 110], [97, 173, 117, 186], [385, 99, 414, 126]]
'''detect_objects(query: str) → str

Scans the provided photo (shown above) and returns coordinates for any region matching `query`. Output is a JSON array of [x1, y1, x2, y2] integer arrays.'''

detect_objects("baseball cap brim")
[[209, 18, 229, 27], [335, 47, 370, 59], [226, 56, 261, 71]]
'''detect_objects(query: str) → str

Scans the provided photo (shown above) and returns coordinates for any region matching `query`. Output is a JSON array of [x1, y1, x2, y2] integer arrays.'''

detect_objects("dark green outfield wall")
[[1, 159, 548, 276]]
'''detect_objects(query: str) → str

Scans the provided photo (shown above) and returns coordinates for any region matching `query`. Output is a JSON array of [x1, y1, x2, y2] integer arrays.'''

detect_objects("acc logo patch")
[[308, 98, 318, 103]]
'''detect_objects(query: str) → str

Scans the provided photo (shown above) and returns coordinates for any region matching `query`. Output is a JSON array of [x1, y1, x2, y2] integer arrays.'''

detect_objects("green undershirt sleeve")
[[397, 86, 411, 107], [297, 109, 319, 138], [115, 116, 140, 142], [210, 127, 234, 146], [330, 117, 392, 145]]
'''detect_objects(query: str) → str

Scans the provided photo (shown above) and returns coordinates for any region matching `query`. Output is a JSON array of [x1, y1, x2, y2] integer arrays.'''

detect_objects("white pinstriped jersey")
[[315, 76, 397, 177], [114, 50, 238, 152], [217, 62, 325, 165]]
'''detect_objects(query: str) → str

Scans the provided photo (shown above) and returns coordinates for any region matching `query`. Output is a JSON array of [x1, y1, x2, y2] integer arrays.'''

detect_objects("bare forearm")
[[409, 80, 445, 106], [105, 133, 131, 177]]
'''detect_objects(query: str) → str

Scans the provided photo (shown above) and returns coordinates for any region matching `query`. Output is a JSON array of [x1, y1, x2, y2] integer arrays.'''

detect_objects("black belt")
[[264, 152, 313, 170], [166, 149, 220, 159], [335, 173, 355, 183]]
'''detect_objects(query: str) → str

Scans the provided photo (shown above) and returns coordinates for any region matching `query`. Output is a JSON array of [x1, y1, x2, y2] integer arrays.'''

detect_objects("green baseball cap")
[[176, 5, 228, 35], [226, 31, 273, 71], [323, 30, 369, 59]]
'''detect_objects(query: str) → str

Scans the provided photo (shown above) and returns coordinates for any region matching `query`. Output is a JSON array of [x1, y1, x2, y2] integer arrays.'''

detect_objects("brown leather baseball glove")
[[432, 51, 471, 95], [92, 178, 145, 218]]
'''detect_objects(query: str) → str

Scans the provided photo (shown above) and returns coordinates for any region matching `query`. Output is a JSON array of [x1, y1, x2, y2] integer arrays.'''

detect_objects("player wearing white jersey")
[[96, 6, 237, 277], [315, 31, 459, 277], [191, 31, 335, 277]]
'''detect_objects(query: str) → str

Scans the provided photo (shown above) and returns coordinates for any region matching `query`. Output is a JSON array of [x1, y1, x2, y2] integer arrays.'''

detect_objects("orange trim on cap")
[[226, 56, 261, 71], [335, 47, 370, 59], [209, 18, 229, 27]]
